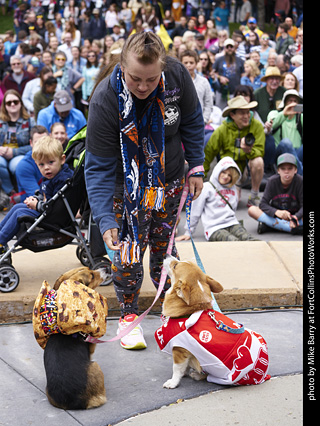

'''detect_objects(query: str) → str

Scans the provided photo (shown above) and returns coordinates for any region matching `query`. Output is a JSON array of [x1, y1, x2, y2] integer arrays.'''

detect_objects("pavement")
[[0, 188, 304, 425]]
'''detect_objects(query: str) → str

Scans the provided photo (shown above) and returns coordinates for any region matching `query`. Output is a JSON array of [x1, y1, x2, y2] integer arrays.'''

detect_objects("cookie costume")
[[33, 280, 108, 349]]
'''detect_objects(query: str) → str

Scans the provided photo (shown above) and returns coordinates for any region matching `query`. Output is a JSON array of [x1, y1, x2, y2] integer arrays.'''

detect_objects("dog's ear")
[[176, 280, 191, 305], [206, 276, 223, 293]]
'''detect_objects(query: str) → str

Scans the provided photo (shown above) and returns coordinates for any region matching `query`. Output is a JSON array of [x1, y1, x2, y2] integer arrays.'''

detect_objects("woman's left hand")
[[188, 176, 203, 201], [3, 147, 13, 160]]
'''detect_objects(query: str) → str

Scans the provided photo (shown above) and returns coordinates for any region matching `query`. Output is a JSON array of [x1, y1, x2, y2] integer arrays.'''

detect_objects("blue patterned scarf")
[[117, 67, 166, 266]]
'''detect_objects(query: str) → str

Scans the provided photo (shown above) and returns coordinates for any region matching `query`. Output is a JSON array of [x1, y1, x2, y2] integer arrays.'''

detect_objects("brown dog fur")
[[161, 256, 223, 389]]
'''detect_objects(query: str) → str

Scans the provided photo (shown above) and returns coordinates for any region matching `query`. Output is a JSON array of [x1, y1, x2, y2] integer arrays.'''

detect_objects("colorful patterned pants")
[[112, 177, 184, 317]]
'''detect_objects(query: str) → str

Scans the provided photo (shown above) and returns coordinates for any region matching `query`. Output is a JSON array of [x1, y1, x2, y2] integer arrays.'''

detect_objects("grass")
[[0, 9, 14, 34]]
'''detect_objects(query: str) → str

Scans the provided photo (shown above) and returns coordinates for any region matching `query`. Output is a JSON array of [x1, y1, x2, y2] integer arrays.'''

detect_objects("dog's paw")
[[163, 378, 179, 389], [189, 369, 207, 381]]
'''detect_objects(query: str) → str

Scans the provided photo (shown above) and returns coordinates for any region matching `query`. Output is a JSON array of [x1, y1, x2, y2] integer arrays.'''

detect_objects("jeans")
[[0, 155, 24, 194], [0, 203, 39, 245]]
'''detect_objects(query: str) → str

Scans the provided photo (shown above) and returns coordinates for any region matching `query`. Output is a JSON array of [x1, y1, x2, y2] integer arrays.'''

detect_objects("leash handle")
[[86, 166, 204, 344]]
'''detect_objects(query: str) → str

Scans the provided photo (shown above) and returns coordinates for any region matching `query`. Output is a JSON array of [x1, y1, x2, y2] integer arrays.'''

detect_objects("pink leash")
[[86, 166, 204, 344]]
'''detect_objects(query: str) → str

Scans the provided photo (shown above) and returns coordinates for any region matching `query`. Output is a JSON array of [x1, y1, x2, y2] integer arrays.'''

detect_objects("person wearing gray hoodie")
[[177, 157, 258, 241]]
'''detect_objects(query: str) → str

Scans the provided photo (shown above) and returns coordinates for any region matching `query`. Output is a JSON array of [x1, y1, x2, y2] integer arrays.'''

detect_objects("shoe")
[[247, 194, 260, 207], [0, 189, 10, 212], [257, 222, 270, 234], [117, 314, 147, 350]]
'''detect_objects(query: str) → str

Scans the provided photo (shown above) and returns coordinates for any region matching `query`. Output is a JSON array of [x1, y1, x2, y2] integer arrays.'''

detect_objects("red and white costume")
[[155, 309, 271, 386]]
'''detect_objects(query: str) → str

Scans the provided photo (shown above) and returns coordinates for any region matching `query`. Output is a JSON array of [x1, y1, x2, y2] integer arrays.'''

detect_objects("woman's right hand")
[[103, 228, 121, 250], [175, 234, 191, 241]]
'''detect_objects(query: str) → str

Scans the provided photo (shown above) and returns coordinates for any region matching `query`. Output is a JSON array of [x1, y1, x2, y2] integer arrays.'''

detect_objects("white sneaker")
[[117, 314, 147, 350]]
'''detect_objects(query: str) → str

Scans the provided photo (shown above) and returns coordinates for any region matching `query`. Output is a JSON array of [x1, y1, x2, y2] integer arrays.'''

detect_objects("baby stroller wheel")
[[76, 245, 91, 267], [0, 265, 20, 292], [93, 257, 113, 286]]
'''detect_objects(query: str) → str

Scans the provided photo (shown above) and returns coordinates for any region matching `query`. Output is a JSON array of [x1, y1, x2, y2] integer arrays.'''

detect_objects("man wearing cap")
[[212, 38, 245, 109], [248, 153, 303, 235], [204, 95, 265, 207], [266, 89, 303, 175], [37, 90, 86, 140], [243, 17, 263, 39]]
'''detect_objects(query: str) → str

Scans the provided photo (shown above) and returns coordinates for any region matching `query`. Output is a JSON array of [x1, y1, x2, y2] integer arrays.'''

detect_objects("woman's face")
[[122, 54, 162, 100], [51, 124, 67, 144], [5, 93, 21, 116], [283, 73, 296, 89]]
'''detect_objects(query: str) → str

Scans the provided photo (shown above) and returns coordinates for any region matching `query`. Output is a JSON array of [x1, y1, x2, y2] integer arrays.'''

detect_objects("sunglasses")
[[5, 99, 20, 106], [56, 57, 66, 61]]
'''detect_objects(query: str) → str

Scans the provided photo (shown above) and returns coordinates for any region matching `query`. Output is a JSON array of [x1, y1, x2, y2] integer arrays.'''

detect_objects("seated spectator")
[[81, 50, 100, 107], [52, 51, 84, 104], [248, 153, 303, 235], [204, 96, 265, 207], [22, 66, 53, 116], [176, 157, 258, 241], [275, 23, 294, 55], [266, 89, 303, 175], [50, 122, 68, 150], [33, 75, 58, 121], [15, 125, 49, 203], [0, 89, 35, 199], [1, 55, 35, 96], [37, 90, 86, 140], [180, 50, 213, 126], [240, 59, 264, 91]]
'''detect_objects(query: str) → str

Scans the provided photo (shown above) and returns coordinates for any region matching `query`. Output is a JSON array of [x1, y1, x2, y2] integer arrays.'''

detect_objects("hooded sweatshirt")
[[184, 157, 242, 240]]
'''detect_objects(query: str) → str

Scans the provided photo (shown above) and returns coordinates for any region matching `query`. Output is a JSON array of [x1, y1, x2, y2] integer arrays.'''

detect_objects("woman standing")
[[85, 32, 204, 350], [0, 90, 35, 198]]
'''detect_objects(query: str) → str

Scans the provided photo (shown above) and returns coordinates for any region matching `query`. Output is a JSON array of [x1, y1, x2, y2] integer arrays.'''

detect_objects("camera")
[[234, 133, 255, 148]]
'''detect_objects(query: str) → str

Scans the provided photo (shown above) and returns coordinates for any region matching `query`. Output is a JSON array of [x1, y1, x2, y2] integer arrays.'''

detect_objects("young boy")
[[248, 153, 303, 234], [0, 136, 73, 253], [176, 157, 258, 241]]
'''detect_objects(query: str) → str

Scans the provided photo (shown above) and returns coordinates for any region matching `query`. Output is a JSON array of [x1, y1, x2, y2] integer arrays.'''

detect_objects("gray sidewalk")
[[0, 310, 303, 426]]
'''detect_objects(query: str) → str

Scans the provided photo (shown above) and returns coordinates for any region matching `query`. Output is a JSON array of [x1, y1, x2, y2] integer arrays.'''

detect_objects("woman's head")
[[121, 32, 166, 70], [0, 89, 29, 121], [120, 33, 166, 99]]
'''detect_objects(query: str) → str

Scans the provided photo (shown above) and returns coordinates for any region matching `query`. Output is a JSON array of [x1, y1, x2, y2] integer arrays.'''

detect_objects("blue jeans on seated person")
[[0, 155, 24, 194], [0, 203, 39, 246]]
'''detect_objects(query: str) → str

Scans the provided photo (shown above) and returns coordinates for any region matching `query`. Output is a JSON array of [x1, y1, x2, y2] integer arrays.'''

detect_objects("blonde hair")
[[32, 135, 64, 162], [225, 167, 240, 188], [244, 59, 260, 77], [120, 32, 166, 70]]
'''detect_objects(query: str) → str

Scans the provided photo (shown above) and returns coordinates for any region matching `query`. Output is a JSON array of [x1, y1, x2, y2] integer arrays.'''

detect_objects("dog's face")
[[53, 267, 107, 290], [162, 255, 223, 318]]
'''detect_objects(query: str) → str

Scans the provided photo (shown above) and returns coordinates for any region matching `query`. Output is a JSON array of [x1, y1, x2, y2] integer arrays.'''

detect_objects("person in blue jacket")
[[37, 90, 86, 140], [85, 32, 205, 351]]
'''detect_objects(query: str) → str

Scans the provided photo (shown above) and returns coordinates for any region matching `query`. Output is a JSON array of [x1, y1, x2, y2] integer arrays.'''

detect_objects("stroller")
[[0, 126, 112, 293]]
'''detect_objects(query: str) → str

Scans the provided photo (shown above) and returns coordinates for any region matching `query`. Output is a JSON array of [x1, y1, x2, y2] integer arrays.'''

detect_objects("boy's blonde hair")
[[225, 167, 240, 188], [32, 135, 64, 162]]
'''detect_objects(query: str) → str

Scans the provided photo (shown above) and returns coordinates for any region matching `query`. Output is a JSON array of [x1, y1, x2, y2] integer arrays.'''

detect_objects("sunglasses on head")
[[5, 99, 20, 106]]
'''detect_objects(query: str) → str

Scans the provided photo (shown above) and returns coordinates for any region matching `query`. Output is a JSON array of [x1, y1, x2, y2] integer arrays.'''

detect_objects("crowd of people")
[[0, 1, 303, 345]]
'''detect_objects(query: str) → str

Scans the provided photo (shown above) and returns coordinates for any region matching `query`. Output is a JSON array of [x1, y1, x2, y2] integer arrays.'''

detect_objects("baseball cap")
[[277, 153, 298, 168], [54, 90, 73, 112]]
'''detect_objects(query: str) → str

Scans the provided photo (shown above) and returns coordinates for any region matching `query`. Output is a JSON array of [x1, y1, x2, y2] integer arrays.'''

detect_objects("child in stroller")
[[0, 136, 73, 254], [0, 127, 112, 292]]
